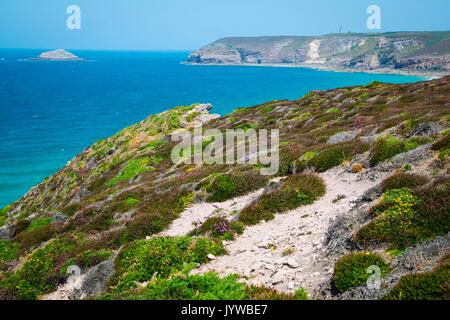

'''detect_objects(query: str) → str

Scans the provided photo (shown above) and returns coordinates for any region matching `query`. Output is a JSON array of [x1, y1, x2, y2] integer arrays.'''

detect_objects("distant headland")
[[186, 31, 450, 78]]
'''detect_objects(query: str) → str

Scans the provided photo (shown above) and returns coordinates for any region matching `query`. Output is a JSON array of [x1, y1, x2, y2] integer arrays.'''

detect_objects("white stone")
[[285, 258, 300, 269]]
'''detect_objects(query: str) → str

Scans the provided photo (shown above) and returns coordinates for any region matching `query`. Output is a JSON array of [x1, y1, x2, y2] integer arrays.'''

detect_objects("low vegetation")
[[238, 174, 326, 225], [432, 134, 450, 161], [108, 157, 151, 187], [380, 173, 429, 193], [0, 238, 77, 300], [109, 236, 225, 291], [0, 76, 449, 300], [384, 254, 450, 300], [120, 190, 195, 242], [332, 252, 390, 293], [0, 240, 17, 264], [300, 140, 369, 172], [104, 271, 308, 300], [0, 205, 11, 227], [370, 136, 430, 165], [203, 168, 268, 202], [355, 178, 450, 249], [189, 217, 245, 240]]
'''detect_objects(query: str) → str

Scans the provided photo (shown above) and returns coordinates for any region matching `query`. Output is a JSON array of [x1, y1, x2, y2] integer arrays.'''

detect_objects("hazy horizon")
[[1, 0, 450, 50]]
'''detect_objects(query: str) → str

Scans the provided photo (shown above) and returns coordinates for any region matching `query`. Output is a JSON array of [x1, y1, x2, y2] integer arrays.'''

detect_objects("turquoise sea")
[[0, 50, 424, 207]]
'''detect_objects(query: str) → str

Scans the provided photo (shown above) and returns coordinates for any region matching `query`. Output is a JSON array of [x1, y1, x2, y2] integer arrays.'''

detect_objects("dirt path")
[[166, 166, 387, 296], [159, 185, 272, 237]]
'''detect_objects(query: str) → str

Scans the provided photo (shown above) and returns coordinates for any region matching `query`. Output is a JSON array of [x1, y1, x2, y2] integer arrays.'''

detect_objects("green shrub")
[[431, 134, 450, 151], [168, 112, 181, 129], [439, 148, 450, 160], [309, 140, 369, 172], [0, 240, 17, 262], [121, 192, 193, 242], [108, 158, 151, 187], [326, 107, 340, 114], [380, 173, 429, 193], [123, 197, 141, 207], [73, 249, 112, 270], [384, 254, 450, 300], [294, 288, 309, 300], [103, 272, 301, 300], [124, 273, 247, 300], [27, 217, 53, 231], [190, 217, 245, 240], [144, 139, 165, 151], [186, 111, 201, 122], [333, 252, 390, 293], [370, 136, 430, 165], [176, 192, 195, 212], [238, 174, 326, 225], [0, 205, 11, 227], [403, 163, 412, 171], [111, 236, 225, 291], [245, 286, 303, 300], [207, 174, 234, 202], [431, 133, 450, 160], [355, 180, 450, 248], [294, 151, 318, 172], [206, 168, 268, 203], [370, 136, 405, 165], [15, 224, 57, 252], [0, 239, 76, 299]]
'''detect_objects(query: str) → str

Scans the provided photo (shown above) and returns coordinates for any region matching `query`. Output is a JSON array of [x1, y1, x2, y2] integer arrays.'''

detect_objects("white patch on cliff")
[[306, 40, 322, 63]]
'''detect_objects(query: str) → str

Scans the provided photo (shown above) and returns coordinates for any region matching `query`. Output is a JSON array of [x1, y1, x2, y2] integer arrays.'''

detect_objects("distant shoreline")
[[183, 62, 443, 80]]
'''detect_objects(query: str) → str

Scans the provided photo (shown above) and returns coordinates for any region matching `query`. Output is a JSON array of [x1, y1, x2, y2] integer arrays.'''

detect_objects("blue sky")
[[0, 0, 449, 50]]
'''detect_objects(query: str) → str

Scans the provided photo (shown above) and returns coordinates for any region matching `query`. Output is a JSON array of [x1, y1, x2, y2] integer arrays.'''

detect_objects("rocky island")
[[27, 49, 83, 61], [187, 32, 450, 77]]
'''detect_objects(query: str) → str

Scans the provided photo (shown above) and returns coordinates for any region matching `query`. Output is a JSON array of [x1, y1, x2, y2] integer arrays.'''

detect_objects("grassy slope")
[[0, 76, 449, 299]]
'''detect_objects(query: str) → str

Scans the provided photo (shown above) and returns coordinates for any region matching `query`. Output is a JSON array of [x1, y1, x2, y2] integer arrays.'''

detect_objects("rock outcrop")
[[28, 49, 83, 61]]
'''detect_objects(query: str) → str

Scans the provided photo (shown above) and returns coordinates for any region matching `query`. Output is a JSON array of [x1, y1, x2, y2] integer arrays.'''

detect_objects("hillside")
[[187, 32, 450, 76], [0, 77, 449, 300]]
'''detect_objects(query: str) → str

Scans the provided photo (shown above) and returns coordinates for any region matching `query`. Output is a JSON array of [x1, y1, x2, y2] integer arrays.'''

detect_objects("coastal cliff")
[[187, 32, 450, 76], [0, 77, 449, 300]]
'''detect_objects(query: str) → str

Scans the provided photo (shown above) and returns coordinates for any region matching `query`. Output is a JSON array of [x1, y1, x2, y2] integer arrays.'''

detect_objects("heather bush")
[[333, 252, 390, 293], [380, 173, 429, 193], [384, 254, 450, 300], [190, 217, 245, 240], [205, 168, 268, 202], [111, 236, 225, 291], [0, 240, 17, 263], [238, 174, 326, 225], [0, 238, 76, 299], [355, 179, 450, 248], [309, 140, 369, 172], [108, 157, 151, 187], [370, 135, 430, 165]]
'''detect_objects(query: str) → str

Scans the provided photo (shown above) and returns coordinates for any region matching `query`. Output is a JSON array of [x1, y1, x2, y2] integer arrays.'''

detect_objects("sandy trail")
[[164, 166, 386, 295], [159, 186, 270, 237]]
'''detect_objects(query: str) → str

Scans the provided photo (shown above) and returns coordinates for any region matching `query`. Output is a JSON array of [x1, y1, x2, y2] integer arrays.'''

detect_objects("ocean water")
[[0, 50, 424, 207]]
